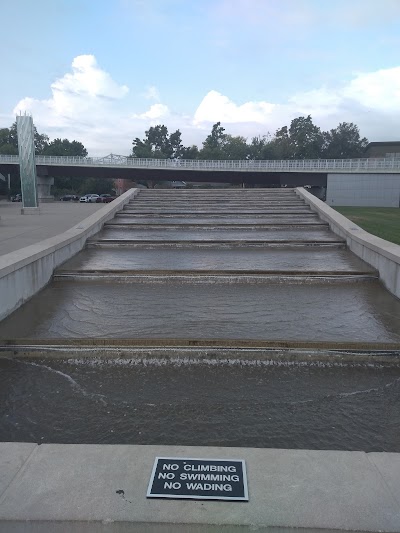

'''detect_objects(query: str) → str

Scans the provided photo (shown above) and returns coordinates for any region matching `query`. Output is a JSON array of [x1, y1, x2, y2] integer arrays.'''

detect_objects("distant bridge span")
[[1, 153, 400, 188]]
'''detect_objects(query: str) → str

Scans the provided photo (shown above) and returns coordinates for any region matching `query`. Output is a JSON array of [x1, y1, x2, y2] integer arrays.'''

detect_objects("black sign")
[[147, 457, 248, 501]]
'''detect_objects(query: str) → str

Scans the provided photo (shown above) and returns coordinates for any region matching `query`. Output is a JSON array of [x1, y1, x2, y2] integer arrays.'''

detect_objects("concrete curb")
[[0, 189, 139, 321], [296, 187, 400, 299], [0, 444, 399, 531]]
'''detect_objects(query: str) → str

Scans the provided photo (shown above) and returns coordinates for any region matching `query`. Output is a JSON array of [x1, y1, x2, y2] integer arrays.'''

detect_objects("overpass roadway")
[[1, 153, 400, 187]]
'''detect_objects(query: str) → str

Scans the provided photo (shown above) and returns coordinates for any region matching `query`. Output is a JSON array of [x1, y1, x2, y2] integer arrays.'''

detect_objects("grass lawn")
[[334, 207, 400, 245]]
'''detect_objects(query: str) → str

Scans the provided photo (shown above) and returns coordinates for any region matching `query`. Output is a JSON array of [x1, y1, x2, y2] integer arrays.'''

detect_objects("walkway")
[[0, 201, 103, 255]]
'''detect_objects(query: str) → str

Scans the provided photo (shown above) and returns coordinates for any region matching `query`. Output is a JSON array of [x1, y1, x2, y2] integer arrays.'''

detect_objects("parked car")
[[11, 193, 22, 202], [87, 194, 100, 203], [96, 194, 116, 203], [79, 194, 100, 203], [60, 195, 79, 201]]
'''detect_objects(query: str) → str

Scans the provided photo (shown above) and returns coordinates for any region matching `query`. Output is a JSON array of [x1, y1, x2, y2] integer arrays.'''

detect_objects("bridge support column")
[[37, 175, 54, 202]]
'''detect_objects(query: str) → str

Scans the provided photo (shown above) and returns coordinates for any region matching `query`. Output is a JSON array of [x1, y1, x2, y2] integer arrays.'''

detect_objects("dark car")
[[11, 193, 22, 202], [60, 195, 79, 201], [96, 194, 116, 203]]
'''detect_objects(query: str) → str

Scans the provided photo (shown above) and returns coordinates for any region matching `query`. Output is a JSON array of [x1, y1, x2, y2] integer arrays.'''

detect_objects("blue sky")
[[1, 0, 400, 155]]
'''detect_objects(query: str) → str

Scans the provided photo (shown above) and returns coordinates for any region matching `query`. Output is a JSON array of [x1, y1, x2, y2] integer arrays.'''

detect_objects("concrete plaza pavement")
[[0, 443, 399, 532], [0, 201, 103, 256]]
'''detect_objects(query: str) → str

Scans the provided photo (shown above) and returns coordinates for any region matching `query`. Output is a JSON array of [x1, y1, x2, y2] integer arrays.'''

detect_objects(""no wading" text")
[[147, 457, 248, 501]]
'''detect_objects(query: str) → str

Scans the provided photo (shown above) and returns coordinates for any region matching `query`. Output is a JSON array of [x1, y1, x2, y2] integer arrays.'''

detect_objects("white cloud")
[[342, 67, 400, 110], [7, 55, 400, 155], [14, 55, 129, 122], [194, 90, 275, 124], [134, 103, 170, 120], [193, 66, 400, 141], [12, 55, 134, 154], [55, 55, 128, 99]]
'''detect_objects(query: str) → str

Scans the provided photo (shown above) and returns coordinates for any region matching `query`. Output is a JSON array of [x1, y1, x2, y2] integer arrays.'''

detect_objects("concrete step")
[[1, 278, 399, 343], [115, 214, 321, 223], [57, 246, 375, 274], [53, 271, 378, 283], [122, 210, 314, 215], [95, 227, 341, 243], [104, 223, 328, 230], [137, 189, 297, 193], [128, 202, 307, 207], [87, 241, 347, 249]]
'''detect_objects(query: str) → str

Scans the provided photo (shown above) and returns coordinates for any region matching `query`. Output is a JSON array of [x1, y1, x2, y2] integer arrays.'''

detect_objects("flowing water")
[[1, 188, 400, 450]]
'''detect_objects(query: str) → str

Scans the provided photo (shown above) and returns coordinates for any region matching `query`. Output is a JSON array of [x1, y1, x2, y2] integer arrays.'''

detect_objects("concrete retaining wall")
[[0, 188, 139, 322], [296, 187, 400, 299], [326, 173, 400, 207]]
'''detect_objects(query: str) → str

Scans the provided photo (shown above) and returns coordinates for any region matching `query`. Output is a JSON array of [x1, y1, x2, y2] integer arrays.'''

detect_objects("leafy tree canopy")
[[322, 122, 368, 159], [132, 125, 184, 159], [199, 122, 227, 160], [0, 122, 49, 155], [41, 138, 88, 157]]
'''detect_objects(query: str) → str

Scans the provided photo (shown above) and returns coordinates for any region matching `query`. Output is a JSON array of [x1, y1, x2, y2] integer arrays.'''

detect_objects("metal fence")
[[1, 153, 400, 173]]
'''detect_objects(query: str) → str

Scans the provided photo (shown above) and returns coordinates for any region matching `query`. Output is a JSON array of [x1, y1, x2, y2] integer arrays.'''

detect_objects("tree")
[[131, 137, 153, 158], [249, 136, 267, 160], [132, 125, 184, 159], [268, 127, 293, 159], [168, 130, 184, 159], [41, 138, 87, 157], [181, 145, 200, 159], [322, 122, 368, 159], [222, 135, 250, 160], [288, 115, 324, 159], [199, 122, 227, 159], [0, 128, 17, 155], [0, 122, 49, 155]]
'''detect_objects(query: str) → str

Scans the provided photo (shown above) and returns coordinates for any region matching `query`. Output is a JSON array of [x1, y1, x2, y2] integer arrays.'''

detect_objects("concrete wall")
[[0, 188, 138, 322], [326, 173, 400, 207], [297, 187, 400, 299], [365, 142, 400, 158]]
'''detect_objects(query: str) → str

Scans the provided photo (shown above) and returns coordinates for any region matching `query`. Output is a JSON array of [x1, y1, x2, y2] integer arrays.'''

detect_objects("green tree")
[[222, 135, 250, 160], [269, 126, 293, 159], [322, 122, 368, 159], [249, 136, 267, 160], [181, 145, 200, 159], [288, 115, 324, 159], [0, 128, 18, 155], [132, 125, 184, 159], [199, 122, 227, 159], [41, 138, 88, 157], [0, 122, 49, 155]]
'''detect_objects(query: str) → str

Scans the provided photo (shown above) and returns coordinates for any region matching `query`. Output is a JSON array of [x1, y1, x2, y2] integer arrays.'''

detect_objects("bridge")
[[2, 153, 400, 175], [2, 153, 400, 206]]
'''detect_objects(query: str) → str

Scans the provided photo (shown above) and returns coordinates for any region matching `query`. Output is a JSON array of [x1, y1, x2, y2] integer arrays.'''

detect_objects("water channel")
[[1, 188, 400, 450]]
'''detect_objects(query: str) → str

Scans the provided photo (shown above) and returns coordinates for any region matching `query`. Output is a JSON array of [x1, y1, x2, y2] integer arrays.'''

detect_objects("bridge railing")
[[1, 154, 400, 172]]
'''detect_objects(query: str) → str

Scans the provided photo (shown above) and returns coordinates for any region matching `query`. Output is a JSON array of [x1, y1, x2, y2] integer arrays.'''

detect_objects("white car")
[[80, 194, 100, 203]]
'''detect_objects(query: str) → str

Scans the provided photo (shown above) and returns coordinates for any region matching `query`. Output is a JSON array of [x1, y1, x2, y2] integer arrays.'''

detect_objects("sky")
[[1, 0, 400, 155]]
